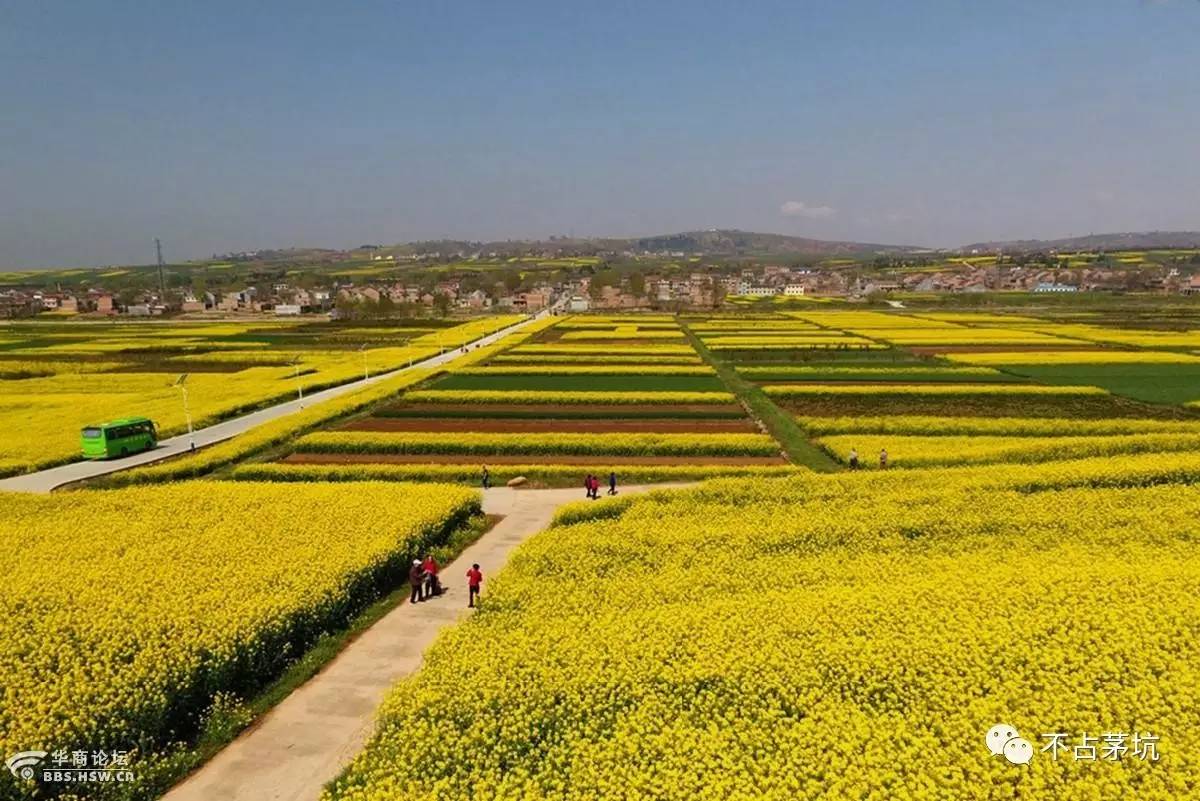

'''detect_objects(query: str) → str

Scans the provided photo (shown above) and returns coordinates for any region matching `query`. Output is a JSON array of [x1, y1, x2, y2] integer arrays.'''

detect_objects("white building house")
[[783, 284, 806, 296], [747, 286, 777, 296]]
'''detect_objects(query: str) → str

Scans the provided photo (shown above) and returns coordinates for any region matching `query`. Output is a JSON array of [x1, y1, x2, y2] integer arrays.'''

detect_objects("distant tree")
[[295, 272, 320, 290], [709, 278, 726, 309], [628, 271, 646, 297], [335, 295, 360, 319], [433, 292, 452, 317], [376, 294, 396, 317]]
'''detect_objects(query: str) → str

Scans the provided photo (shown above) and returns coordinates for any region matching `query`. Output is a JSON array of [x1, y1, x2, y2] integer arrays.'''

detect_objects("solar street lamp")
[[173, 374, 195, 451], [292, 360, 304, 408]]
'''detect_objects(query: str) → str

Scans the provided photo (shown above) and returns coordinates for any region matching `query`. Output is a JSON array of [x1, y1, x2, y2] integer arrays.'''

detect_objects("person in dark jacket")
[[608, 471, 618, 495], [409, 559, 425, 604]]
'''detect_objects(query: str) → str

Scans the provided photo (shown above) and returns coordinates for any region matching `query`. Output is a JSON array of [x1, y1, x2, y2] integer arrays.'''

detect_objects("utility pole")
[[155, 238, 167, 301]]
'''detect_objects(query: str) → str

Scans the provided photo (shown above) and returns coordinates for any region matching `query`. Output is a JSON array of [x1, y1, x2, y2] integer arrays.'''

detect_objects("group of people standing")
[[409, 554, 485, 608], [847, 448, 888, 470], [585, 472, 617, 499], [481, 466, 618, 498]]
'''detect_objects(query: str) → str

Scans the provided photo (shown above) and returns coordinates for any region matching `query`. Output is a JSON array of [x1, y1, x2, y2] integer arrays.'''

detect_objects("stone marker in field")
[[506, 476, 528, 487]]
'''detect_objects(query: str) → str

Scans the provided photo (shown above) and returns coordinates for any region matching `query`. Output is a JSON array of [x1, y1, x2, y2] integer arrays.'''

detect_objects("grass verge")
[[682, 325, 840, 472]]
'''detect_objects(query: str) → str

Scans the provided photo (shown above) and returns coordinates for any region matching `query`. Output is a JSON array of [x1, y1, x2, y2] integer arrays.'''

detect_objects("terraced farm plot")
[[0, 316, 522, 474], [12, 307, 1200, 801], [980, 363, 1200, 406], [431, 373, 727, 392], [696, 310, 1200, 470], [268, 315, 795, 486]]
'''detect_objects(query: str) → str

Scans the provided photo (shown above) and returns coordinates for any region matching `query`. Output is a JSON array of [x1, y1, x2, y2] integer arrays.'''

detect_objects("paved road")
[[0, 314, 546, 494], [161, 484, 685, 801]]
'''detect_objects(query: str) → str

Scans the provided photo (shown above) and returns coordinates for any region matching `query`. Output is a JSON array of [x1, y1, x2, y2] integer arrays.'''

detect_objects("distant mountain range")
[[382, 229, 923, 258], [381, 229, 1200, 259], [959, 231, 1200, 254]]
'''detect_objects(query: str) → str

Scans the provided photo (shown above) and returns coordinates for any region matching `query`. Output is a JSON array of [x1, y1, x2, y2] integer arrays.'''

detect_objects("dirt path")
[[161, 484, 686, 801]]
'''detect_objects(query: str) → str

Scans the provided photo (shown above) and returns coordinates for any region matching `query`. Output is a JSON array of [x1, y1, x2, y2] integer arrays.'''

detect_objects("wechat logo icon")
[[986, 724, 1033, 766]]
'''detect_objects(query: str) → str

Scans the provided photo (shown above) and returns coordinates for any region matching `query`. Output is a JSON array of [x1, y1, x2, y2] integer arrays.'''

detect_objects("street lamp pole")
[[359, 343, 369, 380], [292, 361, 304, 408], [174, 374, 195, 451]]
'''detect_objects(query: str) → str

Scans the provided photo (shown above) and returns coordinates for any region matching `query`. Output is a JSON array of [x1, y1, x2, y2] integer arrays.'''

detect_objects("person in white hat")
[[409, 559, 425, 604]]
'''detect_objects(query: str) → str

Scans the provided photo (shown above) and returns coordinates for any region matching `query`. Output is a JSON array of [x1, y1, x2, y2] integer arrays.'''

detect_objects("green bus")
[[80, 417, 158, 459]]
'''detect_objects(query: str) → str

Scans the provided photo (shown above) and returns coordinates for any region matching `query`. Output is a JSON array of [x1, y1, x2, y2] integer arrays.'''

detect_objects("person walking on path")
[[879, 448, 889, 470], [409, 559, 425, 604], [422, 554, 442, 597], [481, 466, 491, 489], [608, 471, 617, 495], [466, 563, 483, 608], [585, 473, 598, 500], [848, 449, 859, 470]]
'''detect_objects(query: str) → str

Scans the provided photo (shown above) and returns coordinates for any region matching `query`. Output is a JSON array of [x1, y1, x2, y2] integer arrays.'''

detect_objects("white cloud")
[[780, 200, 837, 219]]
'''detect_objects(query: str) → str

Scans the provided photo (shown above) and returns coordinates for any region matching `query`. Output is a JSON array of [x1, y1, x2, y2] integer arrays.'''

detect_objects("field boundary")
[[681, 322, 840, 472]]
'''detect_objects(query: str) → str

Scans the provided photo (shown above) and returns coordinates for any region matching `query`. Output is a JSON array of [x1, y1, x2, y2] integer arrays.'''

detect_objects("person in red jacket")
[[422, 554, 441, 597], [466, 563, 483, 608]]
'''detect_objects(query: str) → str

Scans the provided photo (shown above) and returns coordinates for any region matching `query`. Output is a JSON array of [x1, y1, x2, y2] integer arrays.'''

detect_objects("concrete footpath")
[[0, 314, 544, 494], [161, 484, 679, 801]]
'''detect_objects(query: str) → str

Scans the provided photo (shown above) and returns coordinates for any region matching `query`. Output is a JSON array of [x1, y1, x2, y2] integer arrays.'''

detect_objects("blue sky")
[[2, 0, 1198, 267]]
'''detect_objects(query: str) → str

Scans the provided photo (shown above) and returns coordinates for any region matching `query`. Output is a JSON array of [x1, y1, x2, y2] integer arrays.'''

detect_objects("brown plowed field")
[[381, 403, 746, 416], [281, 453, 789, 466], [340, 418, 760, 433]]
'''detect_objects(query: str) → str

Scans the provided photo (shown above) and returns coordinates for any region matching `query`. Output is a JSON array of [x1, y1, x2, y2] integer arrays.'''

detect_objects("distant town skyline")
[[3, 0, 1198, 269]]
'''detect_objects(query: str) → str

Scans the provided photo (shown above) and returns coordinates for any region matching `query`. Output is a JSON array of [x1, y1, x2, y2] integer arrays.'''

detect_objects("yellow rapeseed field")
[[795, 414, 1200, 438], [0, 316, 522, 474], [817, 432, 1200, 467], [294, 431, 779, 457], [326, 467, 1200, 801], [0, 481, 479, 778], [943, 350, 1200, 365], [453, 365, 715, 376], [401, 389, 737, 405]]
